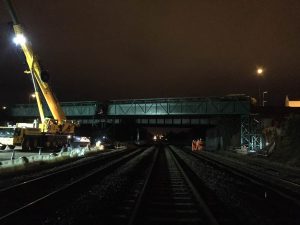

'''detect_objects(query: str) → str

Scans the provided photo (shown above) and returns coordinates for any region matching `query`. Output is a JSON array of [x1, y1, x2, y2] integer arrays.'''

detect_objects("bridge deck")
[[6, 96, 251, 123], [108, 96, 250, 116]]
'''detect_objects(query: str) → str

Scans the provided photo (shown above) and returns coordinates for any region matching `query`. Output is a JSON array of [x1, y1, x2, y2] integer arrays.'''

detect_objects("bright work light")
[[13, 34, 26, 45]]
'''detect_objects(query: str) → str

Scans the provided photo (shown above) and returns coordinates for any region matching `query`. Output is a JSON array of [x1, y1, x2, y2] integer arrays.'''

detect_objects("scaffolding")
[[241, 115, 263, 151]]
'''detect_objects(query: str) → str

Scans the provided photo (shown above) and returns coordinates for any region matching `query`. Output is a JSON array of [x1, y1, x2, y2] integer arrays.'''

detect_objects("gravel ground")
[[43, 147, 155, 225], [199, 148, 300, 184], [171, 146, 299, 225]]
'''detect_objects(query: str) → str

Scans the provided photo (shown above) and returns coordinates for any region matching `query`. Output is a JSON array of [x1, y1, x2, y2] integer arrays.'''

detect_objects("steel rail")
[[127, 147, 159, 225], [173, 146, 300, 207], [175, 146, 300, 207], [0, 147, 146, 224], [0, 148, 132, 193], [168, 147, 219, 225], [199, 150, 300, 187], [127, 145, 221, 225]]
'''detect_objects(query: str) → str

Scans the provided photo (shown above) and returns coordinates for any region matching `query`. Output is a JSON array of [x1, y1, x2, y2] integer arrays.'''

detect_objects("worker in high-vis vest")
[[198, 138, 204, 150], [192, 140, 196, 151]]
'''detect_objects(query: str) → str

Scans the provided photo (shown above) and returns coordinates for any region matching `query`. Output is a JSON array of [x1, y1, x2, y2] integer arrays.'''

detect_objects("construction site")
[[0, 1, 299, 225]]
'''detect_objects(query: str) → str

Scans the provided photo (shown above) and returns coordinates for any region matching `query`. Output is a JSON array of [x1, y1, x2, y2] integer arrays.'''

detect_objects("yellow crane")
[[0, 0, 79, 151]]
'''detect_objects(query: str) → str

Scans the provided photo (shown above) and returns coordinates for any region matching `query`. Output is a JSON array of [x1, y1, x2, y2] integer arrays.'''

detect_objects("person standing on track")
[[196, 139, 200, 150], [192, 140, 196, 151]]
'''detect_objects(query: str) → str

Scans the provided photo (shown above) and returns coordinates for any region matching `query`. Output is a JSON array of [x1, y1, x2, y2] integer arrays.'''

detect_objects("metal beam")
[[108, 96, 251, 116], [9, 101, 100, 117]]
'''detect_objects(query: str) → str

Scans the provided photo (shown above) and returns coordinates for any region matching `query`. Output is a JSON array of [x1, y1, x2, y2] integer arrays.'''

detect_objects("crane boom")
[[3, 0, 66, 124], [0, 0, 90, 151], [13, 24, 67, 123]]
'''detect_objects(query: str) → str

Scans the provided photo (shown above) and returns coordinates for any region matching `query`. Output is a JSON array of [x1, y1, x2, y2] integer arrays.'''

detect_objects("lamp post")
[[256, 67, 264, 106], [262, 91, 268, 107]]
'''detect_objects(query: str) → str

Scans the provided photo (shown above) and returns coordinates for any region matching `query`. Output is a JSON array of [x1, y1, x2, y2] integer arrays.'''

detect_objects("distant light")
[[80, 137, 90, 143], [13, 34, 27, 45], [102, 136, 106, 139], [153, 135, 157, 141], [2, 106, 7, 110], [67, 135, 72, 139], [96, 140, 102, 147], [256, 67, 264, 76], [31, 93, 36, 98]]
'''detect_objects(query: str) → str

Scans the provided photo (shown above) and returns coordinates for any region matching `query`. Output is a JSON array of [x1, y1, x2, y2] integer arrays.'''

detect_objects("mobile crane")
[[0, 0, 85, 151]]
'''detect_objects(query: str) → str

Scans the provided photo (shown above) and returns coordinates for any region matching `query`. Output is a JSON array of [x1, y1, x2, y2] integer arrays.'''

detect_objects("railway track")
[[181, 146, 300, 203], [2, 144, 298, 225], [196, 149, 300, 189], [0, 148, 123, 188], [0, 147, 149, 225], [107, 145, 234, 225], [130, 146, 220, 225], [172, 146, 300, 225]]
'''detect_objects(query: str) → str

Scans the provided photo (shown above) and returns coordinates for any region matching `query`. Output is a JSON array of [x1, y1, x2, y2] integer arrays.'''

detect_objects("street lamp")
[[262, 91, 268, 106], [256, 68, 264, 76]]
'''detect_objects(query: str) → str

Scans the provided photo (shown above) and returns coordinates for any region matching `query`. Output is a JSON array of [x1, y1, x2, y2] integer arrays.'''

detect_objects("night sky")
[[0, 0, 300, 106]]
